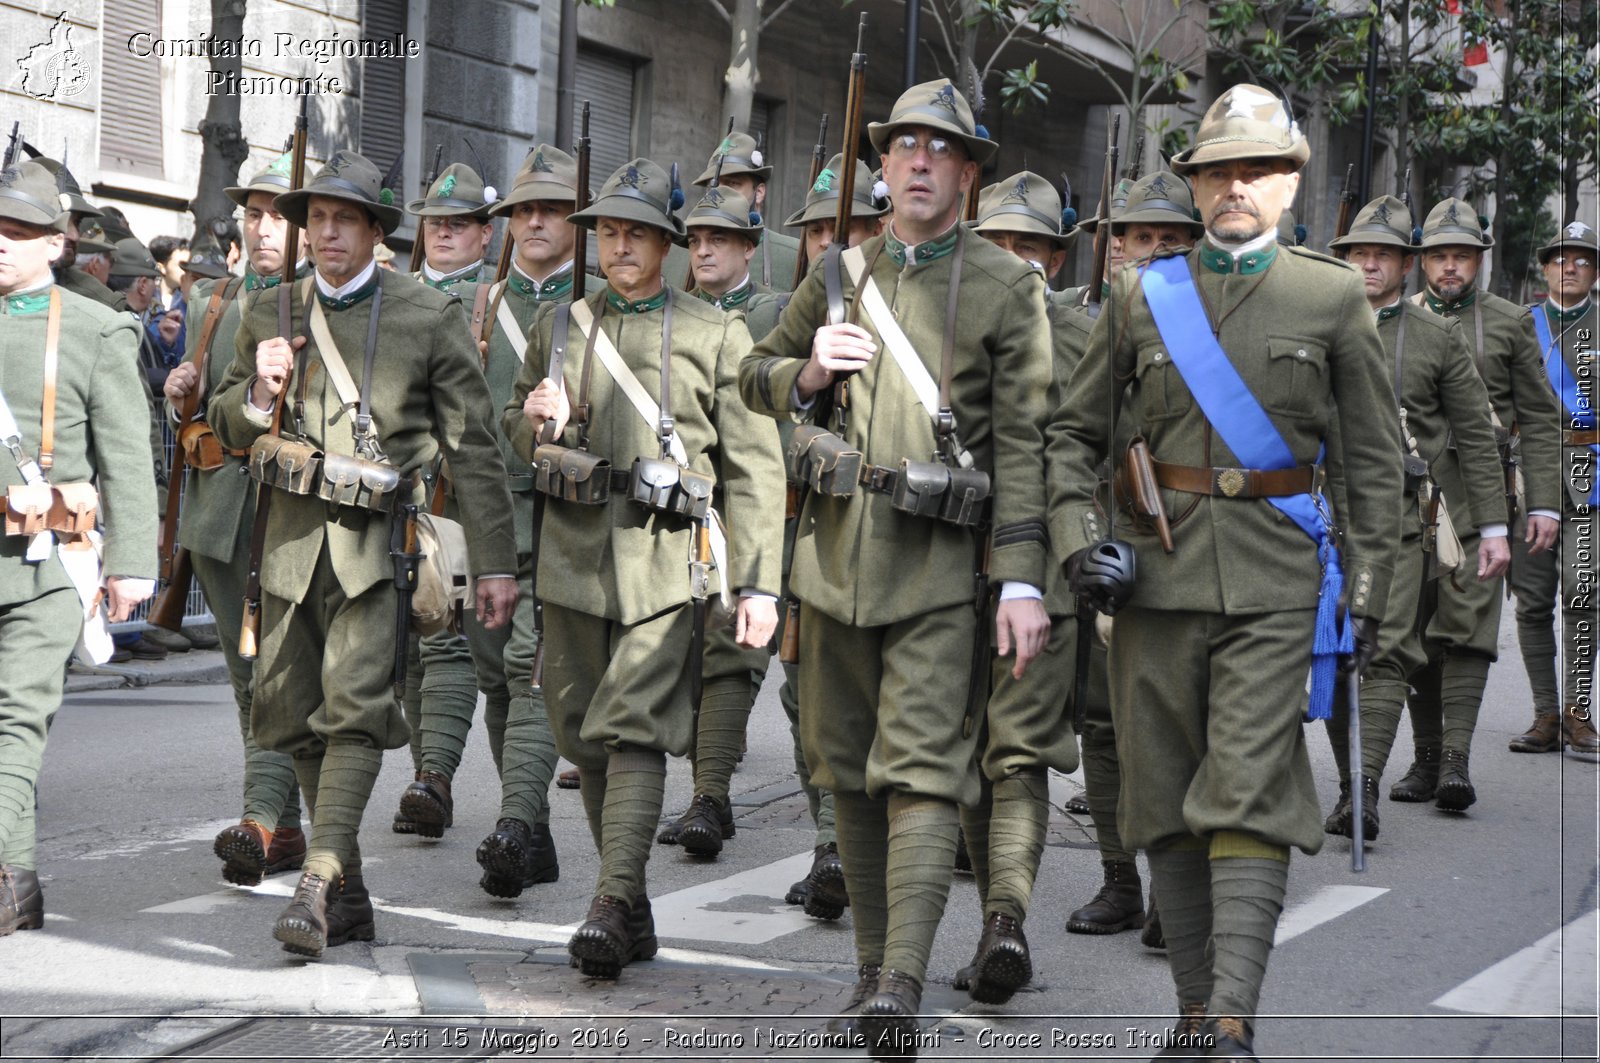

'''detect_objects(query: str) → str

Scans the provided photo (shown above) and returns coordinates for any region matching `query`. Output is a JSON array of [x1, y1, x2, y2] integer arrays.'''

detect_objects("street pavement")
[[0, 610, 1596, 1062]]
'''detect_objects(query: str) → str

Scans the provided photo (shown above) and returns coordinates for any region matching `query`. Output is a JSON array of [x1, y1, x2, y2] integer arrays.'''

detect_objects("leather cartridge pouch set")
[[533, 296, 714, 520], [248, 281, 417, 514], [176, 278, 246, 472]]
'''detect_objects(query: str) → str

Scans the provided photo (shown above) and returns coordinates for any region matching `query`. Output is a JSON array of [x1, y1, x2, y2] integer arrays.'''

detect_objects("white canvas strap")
[[492, 280, 529, 363], [305, 279, 380, 441]]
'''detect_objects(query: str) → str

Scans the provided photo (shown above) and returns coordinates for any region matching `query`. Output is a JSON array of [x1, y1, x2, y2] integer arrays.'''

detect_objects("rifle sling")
[[38, 288, 59, 473]]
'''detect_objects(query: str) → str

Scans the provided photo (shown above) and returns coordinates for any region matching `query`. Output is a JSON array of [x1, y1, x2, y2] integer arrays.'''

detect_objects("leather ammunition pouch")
[[887, 459, 990, 528], [248, 435, 323, 495], [5, 482, 100, 538], [533, 443, 612, 505], [788, 425, 862, 497], [179, 421, 229, 471], [1402, 453, 1430, 496], [628, 456, 713, 521], [317, 452, 415, 514], [5, 483, 51, 537]]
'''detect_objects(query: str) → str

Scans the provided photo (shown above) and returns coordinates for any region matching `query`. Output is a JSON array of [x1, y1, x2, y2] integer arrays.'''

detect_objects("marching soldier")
[[165, 155, 308, 886], [1395, 199, 1563, 806], [786, 155, 890, 280], [1509, 221, 1600, 755], [390, 162, 500, 839], [210, 150, 518, 957], [951, 171, 1079, 1004], [1321, 195, 1509, 841], [1062, 170, 1204, 942], [741, 80, 1054, 1055], [688, 131, 800, 291], [654, 185, 783, 859], [1048, 86, 1402, 1057], [504, 158, 783, 978], [472, 144, 584, 897], [0, 161, 157, 933], [31, 157, 127, 313]]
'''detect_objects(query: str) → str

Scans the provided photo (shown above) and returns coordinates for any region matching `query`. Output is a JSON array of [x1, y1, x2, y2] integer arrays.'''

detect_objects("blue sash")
[[1140, 255, 1350, 720], [1531, 305, 1599, 506]]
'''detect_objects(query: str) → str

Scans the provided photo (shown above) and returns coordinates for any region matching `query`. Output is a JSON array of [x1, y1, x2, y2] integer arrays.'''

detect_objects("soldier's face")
[[882, 125, 977, 237], [687, 227, 755, 296], [721, 174, 765, 211], [595, 217, 669, 293], [801, 216, 880, 264], [1543, 250, 1596, 305], [0, 217, 63, 294], [509, 200, 577, 276], [243, 191, 291, 277], [1421, 246, 1480, 301], [984, 230, 1066, 277], [80, 251, 110, 283], [1192, 159, 1299, 242], [1119, 223, 1194, 265], [305, 196, 382, 285], [423, 215, 492, 274], [1343, 244, 1413, 304]]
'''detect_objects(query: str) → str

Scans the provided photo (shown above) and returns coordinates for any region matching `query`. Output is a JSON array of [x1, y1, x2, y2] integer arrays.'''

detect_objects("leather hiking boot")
[[1434, 749, 1477, 811], [399, 769, 454, 839], [1141, 895, 1165, 951], [264, 826, 307, 876], [325, 873, 375, 947], [1565, 704, 1600, 755], [1323, 775, 1380, 841], [477, 818, 560, 898], [964, 912, 1032, 1005], [568, 895, 635, 979], [1510, 713, 1563, 753], [392, 771, 421, 833], [1201, 1015, 1258, 1060], [556, 767, 581, 789], [273, 871, 340, 958], [1152, 1002, 1211, 1059], [628, 894, 659, 964], [857, 968, 924, 1061], [1388, 746, 1440, 802], [214, 820, 273, 887], [825, 962, 881, 1047], [787, 842, 849, 919], [1067, 860, 1144, 934], [801, 842, 850, 921], [665, 793, 735, 856], [1064, 790, 1091, 814], [0, 865, 43, 936]]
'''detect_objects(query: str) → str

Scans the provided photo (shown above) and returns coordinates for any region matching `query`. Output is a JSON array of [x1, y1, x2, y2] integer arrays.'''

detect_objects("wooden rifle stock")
[[1086, 114, 1122, 313], [1333, 163, 1357, 241], [410, 144, 444, 273], [792, 113, 829, 287], [831, 15, 868, 257], [148, 548, 192, 632]]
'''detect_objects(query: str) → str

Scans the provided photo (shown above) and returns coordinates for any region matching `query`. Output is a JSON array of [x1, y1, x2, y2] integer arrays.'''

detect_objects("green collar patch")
[[1546, 299, 1591, 325], [1376, 303, 1403, 323], [316, 271, 381, 311], [244, 270, 278, 292], [1424, 288, 1476, 314], [605, 285, 668, 315], [424, 261, 485, 291], [885, 223, 959, 267], [1, 289, 51, 315], [696, 279, 752, 310], [1198, 241, 1277, 276], [511, 270, 573, 302]]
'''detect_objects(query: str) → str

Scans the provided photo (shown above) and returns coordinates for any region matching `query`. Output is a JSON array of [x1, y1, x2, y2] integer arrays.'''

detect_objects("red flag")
[[1464, 40, 1489, 65]]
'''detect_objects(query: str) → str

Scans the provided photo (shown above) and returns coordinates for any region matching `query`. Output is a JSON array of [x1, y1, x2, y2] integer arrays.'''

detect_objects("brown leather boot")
[[825, 963, 881, 1047], [477, 818, 560, 898], [1152, 1002, 1211, 1059], [556, 767, 581, 789], [1510, 713, 1563, 753], [399, 769, 453, 838], [264, 826, 307, 876], [1388, 746, 1440, 802], [1564, 704, 1600, 755], [392, 771, 421, 833], [1202, 1015, 1257, 1059], [1434, 749, 1476, 811], [0, 865, 43, 936], [672, 793, 735, 857], [214, 820, 273, 886], [788, 842, 849, 920], [273, 872, 340, 957], [965, 912, 1032, 1005], [857, 969, 924, 1061], [568, 895, 634, 978], [325, 872, 375, 947], [1066, 860, 1143, 934]]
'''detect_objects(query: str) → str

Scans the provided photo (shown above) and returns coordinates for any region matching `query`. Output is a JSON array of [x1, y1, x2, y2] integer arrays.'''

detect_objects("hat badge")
[[1001, 175, 1030, 205], [1444, 202, 1461, 226], [0, 167, 18, 187], [266, 153, 292, 177], [1148, 174, 1171, 197], [619, 166, 644, 190], [438, 174, 457, 198], [812, 168, 835, 194], [930, 84, 959, 114], [1567, 221, 1590, 240], [704, 187, 724, 207], [1374, 201, 1392, 225], [532, 151, 553, 174]]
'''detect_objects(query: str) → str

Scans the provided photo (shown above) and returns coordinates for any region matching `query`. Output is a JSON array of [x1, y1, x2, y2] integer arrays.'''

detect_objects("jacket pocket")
[[1264, 335, 1328, 417]]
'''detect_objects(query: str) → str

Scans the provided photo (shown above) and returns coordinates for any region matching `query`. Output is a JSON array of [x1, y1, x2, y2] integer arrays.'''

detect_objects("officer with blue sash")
[[1048, 85, 1402, 1059], [1509, 221, 1599, 755]]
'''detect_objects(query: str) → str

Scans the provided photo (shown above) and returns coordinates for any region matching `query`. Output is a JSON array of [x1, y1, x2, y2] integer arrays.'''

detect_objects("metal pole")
[[556, 0, 579, 149], [1358, 2, 1381, 205], [905, 0, 919, 88]]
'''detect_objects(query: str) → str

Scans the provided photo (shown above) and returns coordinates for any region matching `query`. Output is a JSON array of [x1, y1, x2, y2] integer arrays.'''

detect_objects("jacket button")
[[1297, 348, 1308, 359]]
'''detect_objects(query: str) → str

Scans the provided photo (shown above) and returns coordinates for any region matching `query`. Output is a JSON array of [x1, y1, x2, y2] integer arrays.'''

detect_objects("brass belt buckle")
[[1215, 467, 1247, 497]]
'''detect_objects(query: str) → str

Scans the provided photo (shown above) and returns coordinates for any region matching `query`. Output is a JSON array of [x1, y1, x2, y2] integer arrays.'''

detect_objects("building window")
[[575, 45, 638, 187], [100, 1, 165, 178], [359, 0, 408, 170]]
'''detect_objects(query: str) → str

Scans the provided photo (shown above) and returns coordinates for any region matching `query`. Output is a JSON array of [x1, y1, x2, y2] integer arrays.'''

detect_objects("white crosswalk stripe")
[[1432, 908, 1599, 1016]]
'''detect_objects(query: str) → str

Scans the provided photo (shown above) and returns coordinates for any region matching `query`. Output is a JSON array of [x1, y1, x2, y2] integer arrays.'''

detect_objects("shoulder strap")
[[1472, 298, 1485, 375], [305, 277, 385, 446], [1392, 303, 1409, 409], [486, 279, 530, 366], [187, 277, 242, 417], [38, 288, 60, 474], [568, 297, 689, 465], [467, 282, 491, 368], [538, 303, 571, 447]]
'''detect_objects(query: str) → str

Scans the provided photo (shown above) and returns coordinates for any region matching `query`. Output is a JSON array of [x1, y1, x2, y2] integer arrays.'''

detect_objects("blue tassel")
[[1062, 206, 1078, 228], [975, 123, 990, 140], [1305, 539, 1353, 721], [1293, 223, 1307, 246]]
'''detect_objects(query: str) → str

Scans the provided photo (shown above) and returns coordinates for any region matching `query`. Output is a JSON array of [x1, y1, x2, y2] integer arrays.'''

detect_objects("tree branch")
[[702, 0, 732, 25], [758, 0, 802, 33]]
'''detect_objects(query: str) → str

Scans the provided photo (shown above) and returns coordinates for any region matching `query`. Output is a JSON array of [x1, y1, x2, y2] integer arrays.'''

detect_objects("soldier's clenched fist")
[[163, 361, 200, 405], [796, 322, 877, 399], [522, 376, 571, 442], [250, 334, 306, 409]]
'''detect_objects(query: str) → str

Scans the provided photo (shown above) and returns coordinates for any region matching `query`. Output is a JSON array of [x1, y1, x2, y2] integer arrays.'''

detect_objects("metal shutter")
[[574, 47, 635, 184], [99, 1, 165, 178], [747, 98, 769, 151], [359, 0, 407, 166]]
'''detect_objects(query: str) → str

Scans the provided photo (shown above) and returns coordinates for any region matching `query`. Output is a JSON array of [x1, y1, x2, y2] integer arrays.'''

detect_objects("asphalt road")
[[0, 610, 1595, 1062]]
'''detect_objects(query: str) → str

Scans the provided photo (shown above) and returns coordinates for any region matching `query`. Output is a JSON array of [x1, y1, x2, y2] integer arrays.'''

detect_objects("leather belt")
[[858, 463, 899, 494], [1152, 458, 1318, 498], [507, 473, 534, 493], [1564, 429, 1600, 447], [609, 468, 633, 492]]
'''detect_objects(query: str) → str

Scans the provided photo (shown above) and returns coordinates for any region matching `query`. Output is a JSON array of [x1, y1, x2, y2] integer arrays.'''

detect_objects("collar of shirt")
[[1544, 295, 1592, 324], [696, 275, 753, 310], [422, 259, 485, 289], [510, 259, 574, 301], [1424, 286, 1476, 314], [1, 278, 53, 315], [315, 260, 380, 310], [604, 283, 667, 315], [885, 220, 960, 267], [1375, 297, 1404, 323], [1199, 231, 1278, 276]]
